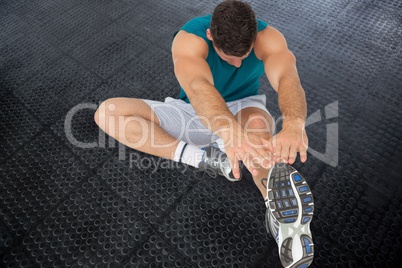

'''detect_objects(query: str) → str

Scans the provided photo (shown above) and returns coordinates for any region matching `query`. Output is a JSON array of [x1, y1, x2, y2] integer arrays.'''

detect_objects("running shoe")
[[198, 146, 240, 182], [265, 163, 314, 268]]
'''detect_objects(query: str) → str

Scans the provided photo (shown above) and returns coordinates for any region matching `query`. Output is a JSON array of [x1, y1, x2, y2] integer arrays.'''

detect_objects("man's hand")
[[270, 121, 308, 164], [220, 124, 274, 179]]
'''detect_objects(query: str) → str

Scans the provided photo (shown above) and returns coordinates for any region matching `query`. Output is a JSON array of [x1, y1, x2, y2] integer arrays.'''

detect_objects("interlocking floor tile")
[[79, 0, 144, 21], [338, 1, 402, 51], [0, 33, 62, 91], [158, 174, 270, 267], [0, 91, 43, 164], [0, 131, 90, 238], [110, 46, 180, 101], [118, 0, 199, 51], [1, 246, 39, 268], [123, 234, 194, 268], [22, 176, 152, 267], [31, 3, 112, 52], [71, 22, 151, 79], [96, 153, 194, 225], [14, 57, 102, 125]]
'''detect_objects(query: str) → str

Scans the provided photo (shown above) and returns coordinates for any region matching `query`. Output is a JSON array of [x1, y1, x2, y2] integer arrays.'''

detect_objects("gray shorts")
[[143, 94, 275, 147]]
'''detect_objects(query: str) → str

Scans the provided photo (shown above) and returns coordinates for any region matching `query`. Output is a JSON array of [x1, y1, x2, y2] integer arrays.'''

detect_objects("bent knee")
[[94, 98, 156, 128], [94, 98, 119, 127], [245, 112, 274, 134], [246, 112, 270, 128]]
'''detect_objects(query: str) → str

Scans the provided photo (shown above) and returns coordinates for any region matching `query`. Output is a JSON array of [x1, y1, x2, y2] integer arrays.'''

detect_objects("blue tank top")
[[176, 14, 268, 103]]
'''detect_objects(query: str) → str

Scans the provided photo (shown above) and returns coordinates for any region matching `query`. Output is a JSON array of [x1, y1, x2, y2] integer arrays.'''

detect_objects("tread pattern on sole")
[[266, 164, 315, 268], [268, 164, 314, 225]]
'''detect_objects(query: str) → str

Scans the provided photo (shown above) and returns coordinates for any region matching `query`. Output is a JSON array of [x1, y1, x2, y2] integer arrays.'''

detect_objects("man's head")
[[207, 0, 257, 60]]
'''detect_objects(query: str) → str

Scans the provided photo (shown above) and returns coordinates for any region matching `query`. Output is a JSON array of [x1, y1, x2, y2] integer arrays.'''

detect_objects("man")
[[94, 1, 314, 267]]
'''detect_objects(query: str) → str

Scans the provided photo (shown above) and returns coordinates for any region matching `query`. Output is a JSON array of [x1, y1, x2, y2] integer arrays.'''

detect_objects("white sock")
[[174, 141, 204, 168], [214, 138, 226, 153]]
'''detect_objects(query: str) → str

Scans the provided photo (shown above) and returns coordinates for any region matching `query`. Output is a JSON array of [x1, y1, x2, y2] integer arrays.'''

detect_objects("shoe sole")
[[266, 163, 314, 268]]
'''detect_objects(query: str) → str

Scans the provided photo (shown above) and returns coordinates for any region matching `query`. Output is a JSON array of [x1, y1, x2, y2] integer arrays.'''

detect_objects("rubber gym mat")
[[1, 0, 401, 267]]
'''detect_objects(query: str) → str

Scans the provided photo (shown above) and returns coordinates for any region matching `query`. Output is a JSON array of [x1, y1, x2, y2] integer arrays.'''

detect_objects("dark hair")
[[210, 0, 257, 57]]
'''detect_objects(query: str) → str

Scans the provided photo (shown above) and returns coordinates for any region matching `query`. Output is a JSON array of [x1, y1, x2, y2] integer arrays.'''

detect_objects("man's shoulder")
[[256, 26, 285, 44], [176, 15, 212, 46], [255, 26, 289, 60], [172, 31, 209, 60]]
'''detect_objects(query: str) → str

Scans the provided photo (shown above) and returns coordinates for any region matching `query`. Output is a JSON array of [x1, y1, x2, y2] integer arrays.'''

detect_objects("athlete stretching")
[[94, 1, 314, 267]]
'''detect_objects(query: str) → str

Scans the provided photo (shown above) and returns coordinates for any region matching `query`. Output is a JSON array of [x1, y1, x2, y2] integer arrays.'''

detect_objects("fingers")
[[299, 144, 308, 163], [228, 152, 241, 179], [272, 137, 282, 163], [270, 134, 308, 164], [254, 147, 273, 169], [245, 135, 272, 160], [228, 146, 270, 177], [280, 143, 291, 164], [243, 154, 264, 176], [238, 148, 262, 177], [287, 146, 298, 165], [300, 132, 309, 163], [260, 137, 273, 151], [237, 135, 273, 172], [225, 130, 312, 178], [236, 150, 262, 177], [261, 137, 274, 154]]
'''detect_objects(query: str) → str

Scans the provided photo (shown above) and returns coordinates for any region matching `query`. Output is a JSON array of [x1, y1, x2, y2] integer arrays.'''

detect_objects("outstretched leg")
[[235, 107, 274, 198], [235, 107, 314, 268]]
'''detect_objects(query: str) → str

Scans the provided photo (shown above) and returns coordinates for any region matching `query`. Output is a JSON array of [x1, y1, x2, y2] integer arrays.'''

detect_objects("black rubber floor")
[[1, 0, 401, 267]]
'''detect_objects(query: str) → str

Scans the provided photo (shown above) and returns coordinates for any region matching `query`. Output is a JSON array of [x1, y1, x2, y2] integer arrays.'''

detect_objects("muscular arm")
[[172, 31, 240, 138], [172, 31, 269, 177], [277, 74, 307, 124], [255, 27, 308, 163]]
